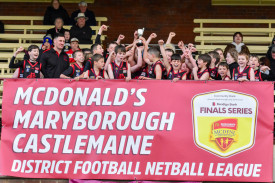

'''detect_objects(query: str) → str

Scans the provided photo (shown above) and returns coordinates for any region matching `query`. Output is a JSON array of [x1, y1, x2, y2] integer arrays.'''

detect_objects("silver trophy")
[[136, 28, 145, 47]]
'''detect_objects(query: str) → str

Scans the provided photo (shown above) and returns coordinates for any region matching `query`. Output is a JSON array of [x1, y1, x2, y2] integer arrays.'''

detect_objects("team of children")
[[9, 30, 274, 82]]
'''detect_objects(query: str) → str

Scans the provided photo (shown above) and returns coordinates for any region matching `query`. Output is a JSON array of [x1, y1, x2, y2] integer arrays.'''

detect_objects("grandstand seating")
[[193, 19, 275, 54]]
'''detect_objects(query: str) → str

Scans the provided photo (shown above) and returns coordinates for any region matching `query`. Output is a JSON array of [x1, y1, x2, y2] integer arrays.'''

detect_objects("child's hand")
[[138, 76, 146, 80], [260, 66, 270, 71], [158, 39, 164, 46], [100, 24, 108, 31], [16, 47, 24, 53], [74, 76, 80, 81], [178, 41, 185, 50], [150, 33, 157, 39], [96, 76, 103, 80], [172, 78, 180, 82], [188, 43, 194, 49], [169, 32, 176, 38], [125, 77, 131, 82], [125, 49, 134, 57], [118, 34, 125, 40], [190, 47, 197, 52], [237, 77, 248, 82], [109, 51, 116, 60]]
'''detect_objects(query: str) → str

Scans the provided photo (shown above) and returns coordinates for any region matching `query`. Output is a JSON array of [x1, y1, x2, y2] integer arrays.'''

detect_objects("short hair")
[[91, 43, 100, 54], [148, 46, 161, 58], [54, 33, 65, 39], [82, 48, 92, 53], [171, 54, 181, 61], [214, 48, 223, 53], [208, 51, 220, 65], [107, 41, 118, 48], [165, 49, 174, 54], [249, 54, 259, 61], [54, 17, 64, 25], [238, 52, 249, 61], [227, 48, 238, 62], [92, 54, 104, 62], [198, 54, 211, 68], [233, 32, 243, 42], [217, 62, 229, 70], [73, 50, 83, 58], [51, 0, 60, 6], [85, 53, 93, 61], [115, 45, 126, 54], [28, 45, 39, 52]]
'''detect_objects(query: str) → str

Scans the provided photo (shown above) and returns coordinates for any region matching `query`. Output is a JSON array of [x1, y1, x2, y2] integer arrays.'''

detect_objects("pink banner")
[[0, 79, 273, 182]]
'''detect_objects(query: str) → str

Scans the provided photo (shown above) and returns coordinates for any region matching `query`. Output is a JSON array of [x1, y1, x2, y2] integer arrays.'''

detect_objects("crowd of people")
[[8, 28, 275, 82], [5, 0, 275, 82]]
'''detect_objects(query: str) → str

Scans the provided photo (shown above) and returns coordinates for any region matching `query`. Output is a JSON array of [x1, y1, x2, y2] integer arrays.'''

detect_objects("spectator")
[[64, 30, 71, 52], [66, 38, 81, 64], [71, 1, 96, 26], [43, 0, 70, 25], [40, 33, 69, 78], [46, 17, 67, 39], [224, 32, 250, 56], [70, 13, 93, 44], [0, 21, 3, 33]]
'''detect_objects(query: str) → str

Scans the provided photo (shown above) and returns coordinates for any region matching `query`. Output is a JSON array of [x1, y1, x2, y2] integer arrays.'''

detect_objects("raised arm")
[[9, 47, 25, 68], [158, 39, 170, 71], [166, 32, 176, 44], [95, 24, 108, 44], [116, 34, 125, 45], [130, 44, 143, 73], [104, 51, 115, 71], [146, 33, 157, 45]]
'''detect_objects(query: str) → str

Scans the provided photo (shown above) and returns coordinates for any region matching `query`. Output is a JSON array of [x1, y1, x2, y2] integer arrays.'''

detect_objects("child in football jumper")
[[158, 39, 186, 81], [139, 40, 165, 80], [208, 51, 221, 80], [60, 50, 85, 80], [232, 52, 255, 81], [84, 54, 109, 79], [248, 54, 272, 81], [107, 45, 131, 81], [217, 62, 231, 80], [9, 45, 43, 78], [192, 54, 211, 80], [84, 43, 104, 72]]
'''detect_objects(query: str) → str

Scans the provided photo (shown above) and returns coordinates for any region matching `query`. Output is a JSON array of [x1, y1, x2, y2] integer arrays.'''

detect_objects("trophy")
[[136, 28, 145, 47]]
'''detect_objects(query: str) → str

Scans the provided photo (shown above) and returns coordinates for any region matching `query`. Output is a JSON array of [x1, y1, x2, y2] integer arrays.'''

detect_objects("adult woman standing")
[[43, 0, 70, 25]]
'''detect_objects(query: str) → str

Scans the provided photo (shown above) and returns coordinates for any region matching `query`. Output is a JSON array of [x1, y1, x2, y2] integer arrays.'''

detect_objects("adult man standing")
[[71, 1, 96, 26], [40, 34, 69, 78], [70, 13, 93, 44]]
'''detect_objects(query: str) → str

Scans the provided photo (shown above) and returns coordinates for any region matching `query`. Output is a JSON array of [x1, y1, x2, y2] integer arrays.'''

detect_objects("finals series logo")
[[192, 90, 258, 158]]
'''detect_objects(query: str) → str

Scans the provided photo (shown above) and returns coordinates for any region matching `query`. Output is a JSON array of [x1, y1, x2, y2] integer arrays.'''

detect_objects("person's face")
[[226, 53, 235, 65], [197, 59, 206, 69], [248, 57, 259, 69], [44, 42, 51, 50], [238, 55, 248, 67], [54, 36, 65, 50], [74, 52, 84, 63], [218, 66, 228, 77], [234, 34, 242, 44], [115, 51, 126, 62], [94, 45, 104, 55], [165, 50, 173, 63], [107, 43, 117, 53], [64, 32, 70, 40], [216, 50, 224, 61], [29, 48, 39, 60], [272, 52, 275, 60], [171, 60, 181, 70], [77, 17, 86, 28], [71, 41, 79, 51], [52, 0, 60, 9], [55, 18, 63, 29], [95, 58, 105, 69], [79, 5, 87, 13]]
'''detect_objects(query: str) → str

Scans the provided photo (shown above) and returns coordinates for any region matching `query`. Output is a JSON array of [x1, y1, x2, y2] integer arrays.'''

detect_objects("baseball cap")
[[70, 38, 79, 43], [43, 35, 52, 45]]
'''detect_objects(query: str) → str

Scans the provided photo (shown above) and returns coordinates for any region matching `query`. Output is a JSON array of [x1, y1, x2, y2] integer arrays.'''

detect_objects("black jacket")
[[71, 9, 96, 26], [39, 48, 69, 78], [43, 5, 70, 25], [70, 24, 93, 44]]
